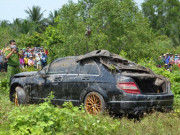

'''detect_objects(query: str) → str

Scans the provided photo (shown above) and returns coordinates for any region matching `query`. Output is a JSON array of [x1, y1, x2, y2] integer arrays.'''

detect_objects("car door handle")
[[54, 77, 62, 82], [82, 77, 89, 81]]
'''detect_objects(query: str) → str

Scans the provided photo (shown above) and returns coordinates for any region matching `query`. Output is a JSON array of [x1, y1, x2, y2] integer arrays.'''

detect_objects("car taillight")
[[117, 82, 141, 94]]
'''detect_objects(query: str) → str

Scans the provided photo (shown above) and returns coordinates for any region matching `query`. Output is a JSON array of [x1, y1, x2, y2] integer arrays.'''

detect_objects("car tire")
[[84, 92, 106, 114], [14, 87, 27, 106]]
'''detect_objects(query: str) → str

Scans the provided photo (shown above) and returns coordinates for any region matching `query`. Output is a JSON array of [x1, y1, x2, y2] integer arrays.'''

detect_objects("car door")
[[64, 59, 100, 104], [60, 58, 81, 105], [30, 67, 48, 103], [44, 57, 84, 105]]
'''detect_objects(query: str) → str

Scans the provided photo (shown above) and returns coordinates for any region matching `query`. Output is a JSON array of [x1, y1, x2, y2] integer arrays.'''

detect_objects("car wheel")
[[14, 87, 27, 106], [84, 92, 106, 114]]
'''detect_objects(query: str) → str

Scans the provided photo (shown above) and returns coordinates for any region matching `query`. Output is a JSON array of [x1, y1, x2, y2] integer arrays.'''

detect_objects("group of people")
[[1, 40, 48, 84], [157, 53, 180, 71], [19, 46, 48, 70]]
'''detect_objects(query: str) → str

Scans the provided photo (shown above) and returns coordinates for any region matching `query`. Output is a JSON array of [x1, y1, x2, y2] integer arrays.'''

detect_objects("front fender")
[[10, 77, 32, 102]]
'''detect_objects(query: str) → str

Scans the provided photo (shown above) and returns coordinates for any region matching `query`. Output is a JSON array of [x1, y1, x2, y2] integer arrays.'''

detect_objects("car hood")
[[14, 71, 37, 77]]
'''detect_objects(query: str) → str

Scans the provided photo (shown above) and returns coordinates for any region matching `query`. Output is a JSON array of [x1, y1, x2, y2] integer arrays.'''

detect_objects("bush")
[[6, 101, 180, 135], [8, 101, 121, 134]]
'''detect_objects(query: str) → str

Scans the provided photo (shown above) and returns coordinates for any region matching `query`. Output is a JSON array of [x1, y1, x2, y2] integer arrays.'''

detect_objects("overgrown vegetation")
[[0, 62, 179, 134], [0, 0, 180, 134]]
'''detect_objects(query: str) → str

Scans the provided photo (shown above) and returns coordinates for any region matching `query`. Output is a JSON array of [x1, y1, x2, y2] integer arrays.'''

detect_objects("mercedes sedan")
[[10, 50, 174, 115]]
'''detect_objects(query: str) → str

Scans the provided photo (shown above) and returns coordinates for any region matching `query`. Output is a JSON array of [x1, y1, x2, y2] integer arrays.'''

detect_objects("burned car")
[[10, 50, 174, 115]]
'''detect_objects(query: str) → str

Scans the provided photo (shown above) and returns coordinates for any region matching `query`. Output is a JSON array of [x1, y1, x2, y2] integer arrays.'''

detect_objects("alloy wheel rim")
[[14, 92, 19, 106], [85, 93, 102, 114]]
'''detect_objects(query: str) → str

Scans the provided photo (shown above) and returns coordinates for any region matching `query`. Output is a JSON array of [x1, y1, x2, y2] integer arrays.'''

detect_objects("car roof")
[[53, 50, 152, 74], [53, 56, 78, 63], [76, 50, 128, 62]]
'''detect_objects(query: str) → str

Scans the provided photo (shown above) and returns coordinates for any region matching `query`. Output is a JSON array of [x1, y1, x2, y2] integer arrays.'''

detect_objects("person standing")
[[5, 40, 22, 84], [24, 54, 29, 68], [169, 53, 174, 72], [28, 56, 34, 67], [36, 53, 42, 70], [44, 49, 49, 55], [175, 56, 180, 68], [19, 56, 24, 69], [165, 53, 170, 69], [41, 53, 47, 68], [174, 54, 178, 64]]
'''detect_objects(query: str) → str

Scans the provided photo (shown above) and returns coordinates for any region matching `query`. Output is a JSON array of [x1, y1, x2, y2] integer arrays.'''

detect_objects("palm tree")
[[48, 10, 59, 25], [9, 18, 37, 35], [25, 5, 45, 24], [0, 20, 10, 28]]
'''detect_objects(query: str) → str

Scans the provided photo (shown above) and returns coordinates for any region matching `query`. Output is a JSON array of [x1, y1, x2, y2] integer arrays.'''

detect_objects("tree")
[[40, 0, 171, 61], [0, 27, 14, 48], [25, 6, 49, 33], [0, 20, 10, 28], [48, 10, 59, 26], [10, 19, 37, 36], [25, 6, 45, 24], [142, 0, 180, 46]]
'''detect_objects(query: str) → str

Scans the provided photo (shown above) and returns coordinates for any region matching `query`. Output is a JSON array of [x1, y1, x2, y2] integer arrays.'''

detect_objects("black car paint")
[[10, 54, 174, 114]]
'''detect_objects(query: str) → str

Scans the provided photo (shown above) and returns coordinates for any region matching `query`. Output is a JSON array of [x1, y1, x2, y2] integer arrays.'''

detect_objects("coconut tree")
[[0, 20, 10, 28], [48, 10, 59, 26], [9, 18, 37, 36], [25, 5, 45, 24]]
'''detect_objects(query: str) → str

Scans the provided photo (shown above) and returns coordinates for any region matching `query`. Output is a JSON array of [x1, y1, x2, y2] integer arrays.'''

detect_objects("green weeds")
[[0, 63, 180, 135]]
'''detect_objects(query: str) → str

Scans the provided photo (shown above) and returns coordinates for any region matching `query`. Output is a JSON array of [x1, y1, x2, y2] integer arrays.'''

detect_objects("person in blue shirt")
[[165, 53, 170, 69], [41, 53, 48, 68]]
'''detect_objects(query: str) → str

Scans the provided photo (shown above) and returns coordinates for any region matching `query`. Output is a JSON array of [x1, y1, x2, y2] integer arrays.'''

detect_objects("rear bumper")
[[107, 93, 174, 114]]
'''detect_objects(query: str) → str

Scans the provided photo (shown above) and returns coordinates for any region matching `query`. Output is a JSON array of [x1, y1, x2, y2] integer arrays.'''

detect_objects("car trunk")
[[121, 71, 168, 94], [98, 56, 169, 94]]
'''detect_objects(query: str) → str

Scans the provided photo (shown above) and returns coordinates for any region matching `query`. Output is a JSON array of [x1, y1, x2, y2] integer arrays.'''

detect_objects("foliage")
[[0, 68, 179, 135], [0, 20, 10, 28], [0, 27, 15, 48], [0, 0, 177, 62], [7, 100, 120, 134], [0, 1, 180, 134], [48, 10, 59, 26], [20, 66, 39, 72], [1, 100, 178, 135], [37, 0, 173, 62], [25, 5, 45, 24], [0, 73, 8, 94], [142, 0, 180, 47], [9, 19, 37, 36]]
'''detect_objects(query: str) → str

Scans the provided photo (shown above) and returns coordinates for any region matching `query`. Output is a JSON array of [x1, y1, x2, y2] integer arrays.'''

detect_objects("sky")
[[0, 0, 144, 23]]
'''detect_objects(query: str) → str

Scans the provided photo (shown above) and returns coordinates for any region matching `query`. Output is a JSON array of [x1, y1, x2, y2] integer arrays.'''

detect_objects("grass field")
[[0, 72, 180, 134]]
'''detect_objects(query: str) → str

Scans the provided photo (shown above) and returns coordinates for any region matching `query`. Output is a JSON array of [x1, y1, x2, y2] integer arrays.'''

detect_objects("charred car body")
[[10, 50, 174, 114]]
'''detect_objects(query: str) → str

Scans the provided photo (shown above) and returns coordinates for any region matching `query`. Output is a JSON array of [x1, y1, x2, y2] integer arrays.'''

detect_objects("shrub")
[[8, 101, 121, 134]]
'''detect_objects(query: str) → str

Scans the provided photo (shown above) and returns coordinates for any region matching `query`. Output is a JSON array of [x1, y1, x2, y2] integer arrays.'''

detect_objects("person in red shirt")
[[175, 56, 180, 68], [44, 49, 48, 55]]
